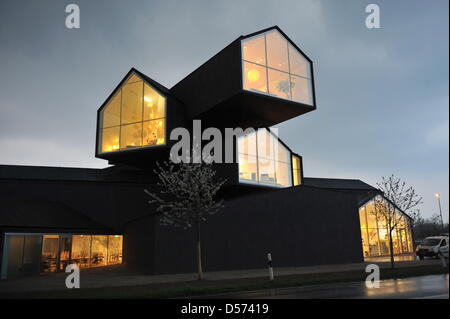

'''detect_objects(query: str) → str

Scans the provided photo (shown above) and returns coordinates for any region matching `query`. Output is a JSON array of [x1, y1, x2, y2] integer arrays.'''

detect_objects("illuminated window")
[[72, 235, 92, 268], [143, 83, 165, 121], [241, 29, 314, 105], [266, 30, 289, 72], [242, 34, 266, 65], [359, 207, 370, 257], [238, 128, 292, 187], [243, 61, 267, 93], [101, 91, 121, 128], [41, 235, 59, 273], [98, 72, 166, 153], [107, 235, 123, 265], [238, 153, 258, 182], [289, 43, 310, 78], [91, 236, 108, 267], [143, 119, 165, 146], [1, 234, 124, 279], [292, 155, 302, 186], [268, 69, 291, 100], [290, 75, 313, 105], [359, 198, 414, 258], [120, 122, 142, 150]]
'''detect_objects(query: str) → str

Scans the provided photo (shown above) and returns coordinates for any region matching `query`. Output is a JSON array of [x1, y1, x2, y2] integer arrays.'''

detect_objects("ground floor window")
[[359, 200, 413, 258], [1, 233, 123, 279]]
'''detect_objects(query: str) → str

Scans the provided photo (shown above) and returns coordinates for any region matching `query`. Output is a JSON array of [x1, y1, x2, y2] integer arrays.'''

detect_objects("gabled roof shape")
[[241, 27, 315, 106], [170, 26, 317, 128], [237, 127, 304, 188], [303, 177, 378, 191], [97, 67, 170, 115], [240, 26, 313, 58], [96, 68, 169, 156]]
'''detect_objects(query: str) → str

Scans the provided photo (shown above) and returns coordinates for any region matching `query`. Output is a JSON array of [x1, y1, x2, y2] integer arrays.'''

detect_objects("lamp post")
[[434, 193, 444, 232]]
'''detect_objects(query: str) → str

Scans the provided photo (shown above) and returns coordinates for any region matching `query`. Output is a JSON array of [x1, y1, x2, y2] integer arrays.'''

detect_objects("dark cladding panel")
[[149, 186, 363, 275], [170, 40, 243, 120]]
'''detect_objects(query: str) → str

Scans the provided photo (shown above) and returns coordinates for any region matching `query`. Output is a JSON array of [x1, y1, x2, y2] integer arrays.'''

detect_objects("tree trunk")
[[196, 221, 203, 280], [389, 229, 395, 269]]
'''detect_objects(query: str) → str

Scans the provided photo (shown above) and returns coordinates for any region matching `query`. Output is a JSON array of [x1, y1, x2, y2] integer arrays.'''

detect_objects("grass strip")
[[1, 264, 447, 299]]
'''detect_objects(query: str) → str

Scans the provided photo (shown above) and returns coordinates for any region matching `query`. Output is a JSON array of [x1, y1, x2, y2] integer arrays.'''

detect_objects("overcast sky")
[[0, 0, 448, 221]]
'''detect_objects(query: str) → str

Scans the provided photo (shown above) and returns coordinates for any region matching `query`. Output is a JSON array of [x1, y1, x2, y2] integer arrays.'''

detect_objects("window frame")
[[240, 29, 315, 107], [237, 128, 297, 188], [97, 72, 168, 155]]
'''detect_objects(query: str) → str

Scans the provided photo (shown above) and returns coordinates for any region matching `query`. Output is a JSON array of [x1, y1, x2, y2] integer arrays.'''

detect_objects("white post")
[[267, 253, 274, 281]]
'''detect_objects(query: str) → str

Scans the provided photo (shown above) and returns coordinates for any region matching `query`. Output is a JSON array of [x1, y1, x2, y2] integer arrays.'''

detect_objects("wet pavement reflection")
[[203, 274, 449, 299], [364, 254, 418, 263]]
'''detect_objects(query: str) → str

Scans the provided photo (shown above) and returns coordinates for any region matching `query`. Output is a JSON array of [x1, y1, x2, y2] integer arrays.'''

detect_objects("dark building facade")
[[0, 27, 413, 279]]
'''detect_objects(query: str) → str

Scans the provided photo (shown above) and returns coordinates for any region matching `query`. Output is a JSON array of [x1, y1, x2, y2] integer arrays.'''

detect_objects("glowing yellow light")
[[435, 193, 440, 198], [247, 69, 260, 82], [157, 138, 164, 144], [144, 96, 153, 106]]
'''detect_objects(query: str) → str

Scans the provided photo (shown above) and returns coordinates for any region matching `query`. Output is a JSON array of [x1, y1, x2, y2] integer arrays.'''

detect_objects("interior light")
[[247, 69, 260, 82], [144, 96, 154, 107]]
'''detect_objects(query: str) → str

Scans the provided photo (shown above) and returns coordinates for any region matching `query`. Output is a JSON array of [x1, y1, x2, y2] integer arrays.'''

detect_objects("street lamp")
[[434, 193, 444, 232]]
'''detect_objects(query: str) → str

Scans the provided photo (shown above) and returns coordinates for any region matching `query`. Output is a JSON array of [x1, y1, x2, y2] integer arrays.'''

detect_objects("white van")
[[415, 236, 449, 260]]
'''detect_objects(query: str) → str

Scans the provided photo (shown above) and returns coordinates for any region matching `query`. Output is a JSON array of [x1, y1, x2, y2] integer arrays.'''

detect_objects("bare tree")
[[144, 161, 225, 280], [414, 214, 449, 240], [374, 174, 422, 268]]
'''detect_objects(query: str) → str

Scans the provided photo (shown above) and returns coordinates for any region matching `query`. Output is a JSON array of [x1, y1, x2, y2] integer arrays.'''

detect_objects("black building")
[[0, 27, 413, 279]]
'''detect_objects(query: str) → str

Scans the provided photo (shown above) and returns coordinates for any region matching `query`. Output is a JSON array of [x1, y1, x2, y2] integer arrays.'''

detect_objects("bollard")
[[267, 253, 274, 281]]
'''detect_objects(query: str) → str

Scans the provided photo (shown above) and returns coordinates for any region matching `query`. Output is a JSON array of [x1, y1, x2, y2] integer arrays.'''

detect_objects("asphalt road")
[[203, 274, 449, 299]]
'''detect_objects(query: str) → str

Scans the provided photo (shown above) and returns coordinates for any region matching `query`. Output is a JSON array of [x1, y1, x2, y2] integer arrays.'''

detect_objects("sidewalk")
[[0, 257, 442, 294]]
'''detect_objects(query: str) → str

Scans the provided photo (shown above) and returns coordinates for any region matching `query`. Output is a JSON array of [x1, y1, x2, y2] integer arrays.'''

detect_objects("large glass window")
[[266, 30, 289, 72], [292, 155, 302, 186], [359, 198, 414, 258], [121, 80, 143, 124], [238, 128, 292, 187], [41, 235, 59, 272], [107, 235, 123, 265], [243, 61, 267, 93], [143, 119, 165, 146], [1, 234, 124, 279], [238, 153, 258, 183], [91, 235, 108, 267], [120, 122, 143, 150], [241, 29, 314, 105], [101, 91, 121, 128], [72, 235, 92, 268], [98, 72, 166, 153]]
